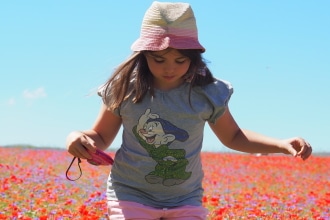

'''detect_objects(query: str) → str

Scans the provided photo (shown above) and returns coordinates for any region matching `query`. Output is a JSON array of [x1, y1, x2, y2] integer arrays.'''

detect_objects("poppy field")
[[0, 147, 329, 219]]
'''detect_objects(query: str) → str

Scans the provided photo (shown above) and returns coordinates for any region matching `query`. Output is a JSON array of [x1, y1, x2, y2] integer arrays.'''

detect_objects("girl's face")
[[145, 49, 191, 90]]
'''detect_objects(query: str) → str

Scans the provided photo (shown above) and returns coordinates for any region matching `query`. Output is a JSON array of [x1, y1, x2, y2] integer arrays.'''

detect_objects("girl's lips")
[[163, 75, 175, 80]]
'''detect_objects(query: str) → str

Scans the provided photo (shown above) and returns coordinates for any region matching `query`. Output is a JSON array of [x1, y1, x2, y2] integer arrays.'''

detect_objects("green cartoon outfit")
[[133, 109, 191, 186]]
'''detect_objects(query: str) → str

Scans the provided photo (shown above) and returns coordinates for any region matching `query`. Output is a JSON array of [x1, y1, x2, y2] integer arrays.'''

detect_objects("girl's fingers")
[[293, 138, 312, 160], [301, 142, 312, 160], [68, 132, 95, 159], [75, 144, 92, 160], [81, 135, 96, 153], [78, 135, 96, 159], [285, 142, 298, 157]]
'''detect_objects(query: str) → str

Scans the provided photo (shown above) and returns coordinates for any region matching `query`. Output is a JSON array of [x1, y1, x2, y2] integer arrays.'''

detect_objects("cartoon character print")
[[133, 109, 191, 186]]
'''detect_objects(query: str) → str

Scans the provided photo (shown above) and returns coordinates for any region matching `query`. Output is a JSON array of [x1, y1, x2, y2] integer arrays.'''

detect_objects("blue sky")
[[1, 1, 329, 153]]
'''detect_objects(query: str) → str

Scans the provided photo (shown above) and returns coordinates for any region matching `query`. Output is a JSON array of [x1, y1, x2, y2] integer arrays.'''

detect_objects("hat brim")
[[131, 34, 205, 52]]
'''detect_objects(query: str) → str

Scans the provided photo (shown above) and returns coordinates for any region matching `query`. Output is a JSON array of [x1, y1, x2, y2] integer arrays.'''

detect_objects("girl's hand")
[[66, 131, 97, 160], [282, 137, 312, 160]]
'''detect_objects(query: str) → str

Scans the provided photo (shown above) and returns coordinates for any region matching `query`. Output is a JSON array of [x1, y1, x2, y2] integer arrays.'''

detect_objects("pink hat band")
[[131, 1, 205, 52]]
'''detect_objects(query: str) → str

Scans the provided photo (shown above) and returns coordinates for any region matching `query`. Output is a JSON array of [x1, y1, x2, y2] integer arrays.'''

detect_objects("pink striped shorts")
[[107, 200, 209, 220]]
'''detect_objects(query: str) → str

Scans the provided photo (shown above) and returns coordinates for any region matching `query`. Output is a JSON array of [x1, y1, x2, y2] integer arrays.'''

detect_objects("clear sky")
[[1, 1, 329, 153]]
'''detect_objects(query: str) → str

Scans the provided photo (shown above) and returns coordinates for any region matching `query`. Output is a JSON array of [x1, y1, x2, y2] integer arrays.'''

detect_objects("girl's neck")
[[153, 78, 185, 91]]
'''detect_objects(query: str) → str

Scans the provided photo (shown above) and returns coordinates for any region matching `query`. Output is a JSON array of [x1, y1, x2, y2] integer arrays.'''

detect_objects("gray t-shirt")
[[102, 78, 233, 208]]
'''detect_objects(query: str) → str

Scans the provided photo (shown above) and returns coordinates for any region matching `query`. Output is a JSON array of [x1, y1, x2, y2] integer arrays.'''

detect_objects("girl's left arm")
[[208, 107, 312, 160], [66, 103, 122, 159]]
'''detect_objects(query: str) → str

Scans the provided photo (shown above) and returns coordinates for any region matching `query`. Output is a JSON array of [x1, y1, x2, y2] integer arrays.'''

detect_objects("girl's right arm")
[[209, 107, 312, 160], [66, 103, 122, 160]]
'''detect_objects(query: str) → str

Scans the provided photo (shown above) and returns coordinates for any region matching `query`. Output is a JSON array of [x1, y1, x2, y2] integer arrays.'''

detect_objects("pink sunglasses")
[[66, 148, 114, 181]]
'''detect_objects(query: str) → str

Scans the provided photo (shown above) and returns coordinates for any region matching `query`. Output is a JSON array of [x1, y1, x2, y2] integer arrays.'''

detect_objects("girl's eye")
[[154, 59, 165, 63], [152, 57, 187, 64], [176, 59, 186, 64]]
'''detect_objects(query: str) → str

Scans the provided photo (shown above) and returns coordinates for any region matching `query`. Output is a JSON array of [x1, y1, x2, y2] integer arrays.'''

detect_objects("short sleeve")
[[97, 84, 121, 117], [97, 84, 106, 98], [198, 78, 233, 124]]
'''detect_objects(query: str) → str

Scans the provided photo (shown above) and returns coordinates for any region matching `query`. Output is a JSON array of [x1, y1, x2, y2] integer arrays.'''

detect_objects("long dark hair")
[[102, 49, 215, 111]]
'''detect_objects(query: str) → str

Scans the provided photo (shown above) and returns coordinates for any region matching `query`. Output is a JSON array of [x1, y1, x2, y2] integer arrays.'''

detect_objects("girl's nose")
[[164, 63, 175, 74]]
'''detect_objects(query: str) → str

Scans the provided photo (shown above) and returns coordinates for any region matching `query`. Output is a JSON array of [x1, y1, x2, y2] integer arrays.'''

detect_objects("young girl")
[[66, 2, 312, 219]]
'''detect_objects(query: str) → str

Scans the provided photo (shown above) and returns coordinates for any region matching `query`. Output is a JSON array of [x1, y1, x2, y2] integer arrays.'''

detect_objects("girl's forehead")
[[148, 48, 185, 57]]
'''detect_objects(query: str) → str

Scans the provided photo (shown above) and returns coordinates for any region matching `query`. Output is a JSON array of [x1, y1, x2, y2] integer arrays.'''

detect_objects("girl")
[[66, 2, 312, 219]]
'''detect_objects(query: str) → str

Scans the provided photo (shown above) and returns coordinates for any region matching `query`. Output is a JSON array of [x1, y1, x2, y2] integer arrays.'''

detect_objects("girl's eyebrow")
[[148, 53, 187, 59], [148, 53, 163, 58]]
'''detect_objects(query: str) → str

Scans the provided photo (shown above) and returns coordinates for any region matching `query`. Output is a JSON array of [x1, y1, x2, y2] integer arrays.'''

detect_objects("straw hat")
[[131, 1, 205, 52]]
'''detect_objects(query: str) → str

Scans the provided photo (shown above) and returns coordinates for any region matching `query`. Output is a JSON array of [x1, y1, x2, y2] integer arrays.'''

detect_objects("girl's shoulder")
[[194, 78, 233, 99], [191, 78, 233, 123]]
